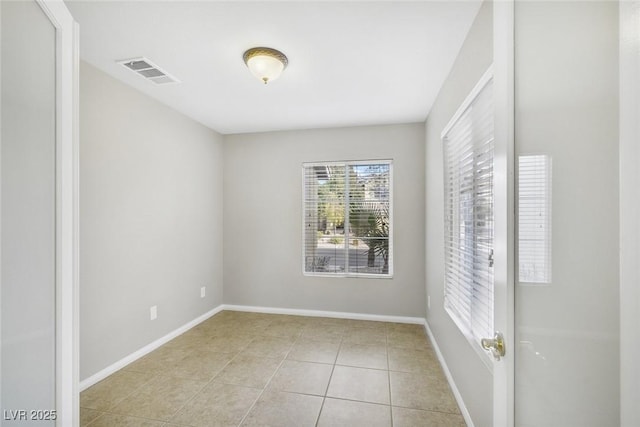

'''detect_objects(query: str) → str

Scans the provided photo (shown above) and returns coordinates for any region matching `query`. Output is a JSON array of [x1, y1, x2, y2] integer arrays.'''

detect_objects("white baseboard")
[[424, 321, 475, 427], [79, 305, 224, 391], [222, 304, 426, 325], [80, 303, 426, 392]]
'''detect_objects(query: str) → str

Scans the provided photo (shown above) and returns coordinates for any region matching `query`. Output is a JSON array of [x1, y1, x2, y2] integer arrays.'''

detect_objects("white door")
[[511, 2, 619, 426], [491, 3, 620, 425], [0, 0, 78, 425]]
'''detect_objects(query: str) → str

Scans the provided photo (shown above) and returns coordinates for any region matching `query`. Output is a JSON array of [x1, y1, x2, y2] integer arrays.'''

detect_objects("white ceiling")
[[66, 1, 482, 135]]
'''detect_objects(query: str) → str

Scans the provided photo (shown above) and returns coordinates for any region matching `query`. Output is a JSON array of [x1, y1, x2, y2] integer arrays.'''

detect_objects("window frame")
[[302, 159, 394, 279], [441, 66, 495, 364]]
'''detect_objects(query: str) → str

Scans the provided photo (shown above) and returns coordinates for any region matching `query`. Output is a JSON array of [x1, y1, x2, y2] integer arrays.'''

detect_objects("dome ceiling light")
[[243, 47, 288, 85]]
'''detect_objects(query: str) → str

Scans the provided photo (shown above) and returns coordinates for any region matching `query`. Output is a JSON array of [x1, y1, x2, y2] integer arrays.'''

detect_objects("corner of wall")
[[423, 1, 494, 425], [79, 62, 225, 380]]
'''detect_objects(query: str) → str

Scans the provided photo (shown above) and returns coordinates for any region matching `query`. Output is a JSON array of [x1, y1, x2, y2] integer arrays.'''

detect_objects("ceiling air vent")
[[117, 57, 180, 85]]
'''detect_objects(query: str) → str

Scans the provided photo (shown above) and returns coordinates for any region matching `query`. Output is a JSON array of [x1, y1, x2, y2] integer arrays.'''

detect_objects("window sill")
[[303, 272, 394, 280]]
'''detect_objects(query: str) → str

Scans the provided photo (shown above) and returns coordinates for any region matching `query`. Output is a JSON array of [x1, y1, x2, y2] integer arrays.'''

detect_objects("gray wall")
[[1, 0, 57, 419], [224, 124, 425, 317], [80, 62, 224, 380], [424, 2, 493, 426]]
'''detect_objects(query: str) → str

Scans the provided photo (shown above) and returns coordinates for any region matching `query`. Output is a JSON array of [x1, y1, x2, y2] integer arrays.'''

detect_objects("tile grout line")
[[83, 323, 224, 425], [317, 395, 394, 406], [85, 411, 174, 427], [83, 360, 202, 425], [159, 328, 254, 425], [234, 358, 287, 427], [158, 315, 288, 425], [81, 362, 161, 417], [315, 333, 343, 427], [386, 324, 394, 427], [235, 322, 304, 427]]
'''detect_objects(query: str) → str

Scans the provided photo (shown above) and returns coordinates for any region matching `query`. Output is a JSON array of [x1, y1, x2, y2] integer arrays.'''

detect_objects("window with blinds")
[[441, 69, 494, 344], [303, 161, 392, 277], [518, 154, 552, 283]]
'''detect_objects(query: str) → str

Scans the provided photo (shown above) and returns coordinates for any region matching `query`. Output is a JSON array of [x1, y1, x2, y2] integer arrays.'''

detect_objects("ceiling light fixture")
[[243, 47, 288, 85]]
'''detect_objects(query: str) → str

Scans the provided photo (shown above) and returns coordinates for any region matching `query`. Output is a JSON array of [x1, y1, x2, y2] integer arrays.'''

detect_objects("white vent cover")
[[117, 57, 180, 85]]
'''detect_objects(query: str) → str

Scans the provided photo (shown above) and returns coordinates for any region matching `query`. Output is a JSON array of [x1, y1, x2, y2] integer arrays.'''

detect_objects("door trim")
[[620, 1, 640, 425], [492, 0, 515, 425], [34, 0, 79, 425]]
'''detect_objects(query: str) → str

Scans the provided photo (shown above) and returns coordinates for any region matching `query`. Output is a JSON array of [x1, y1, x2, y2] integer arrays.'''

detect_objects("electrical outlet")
[[427, 295, 431, 310], [150, 305, 157, 320], [200, 287, 206, 298]]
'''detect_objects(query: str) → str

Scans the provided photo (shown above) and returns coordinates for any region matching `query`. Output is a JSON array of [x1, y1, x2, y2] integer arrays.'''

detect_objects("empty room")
[[1, 0, 638, 426]]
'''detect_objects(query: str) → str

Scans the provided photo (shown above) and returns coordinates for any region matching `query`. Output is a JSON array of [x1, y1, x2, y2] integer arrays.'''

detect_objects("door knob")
[[481, 332, 506, 361]]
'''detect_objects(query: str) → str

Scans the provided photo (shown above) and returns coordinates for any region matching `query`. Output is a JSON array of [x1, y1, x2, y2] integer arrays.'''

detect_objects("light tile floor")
[[81, 310, 466, 427]]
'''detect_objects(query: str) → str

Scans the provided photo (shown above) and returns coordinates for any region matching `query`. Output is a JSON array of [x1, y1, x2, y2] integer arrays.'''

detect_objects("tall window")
[[442, 69, 494, 344], [303, 161, 392, 277]]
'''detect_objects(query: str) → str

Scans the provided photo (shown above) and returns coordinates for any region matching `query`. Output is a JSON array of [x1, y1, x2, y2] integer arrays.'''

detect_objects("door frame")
[[492, 0, 515, 425], [33, 0, 79, 425], [620, 1, 640, 425]]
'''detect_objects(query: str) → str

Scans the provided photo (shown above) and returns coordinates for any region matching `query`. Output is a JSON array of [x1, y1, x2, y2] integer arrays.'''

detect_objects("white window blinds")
[[303, 161, 392, 277], [518, 154, 552, 283], [442, 70, 494, 343]]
